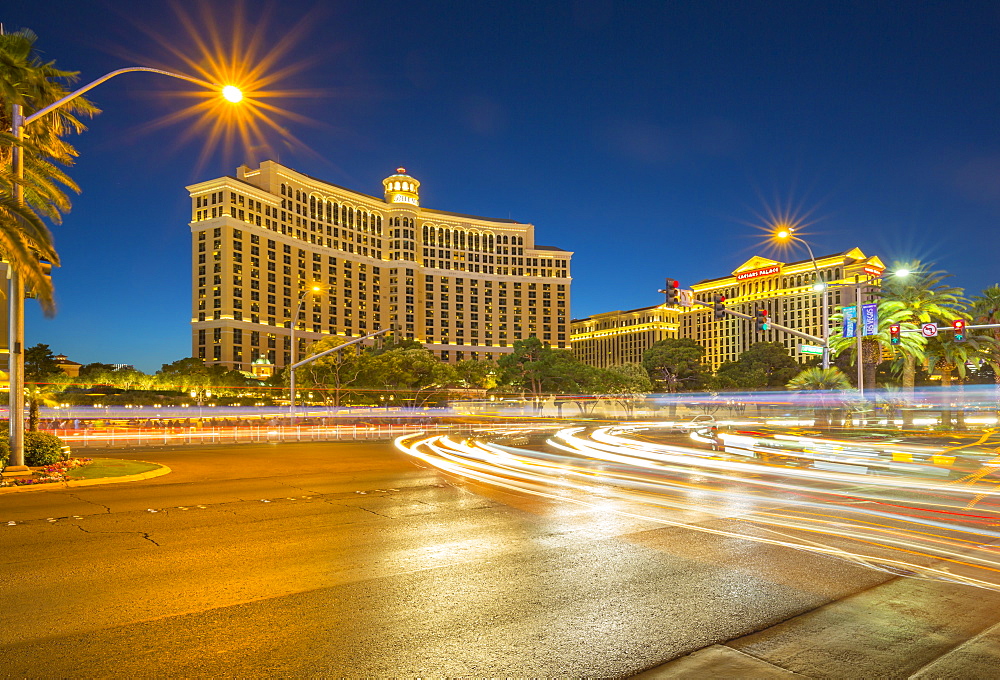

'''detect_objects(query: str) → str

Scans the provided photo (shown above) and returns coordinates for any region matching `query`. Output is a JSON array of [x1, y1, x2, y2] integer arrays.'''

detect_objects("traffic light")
[[755, 308, 769, 331], [713, 294, 726, 320], [953, 319, 967, 342], [890, 324, 901, 345], [661, 278, 680, 306]]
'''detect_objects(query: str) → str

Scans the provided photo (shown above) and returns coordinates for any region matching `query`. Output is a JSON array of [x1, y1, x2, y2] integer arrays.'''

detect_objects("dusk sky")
[[7, 0, 1000, 372]]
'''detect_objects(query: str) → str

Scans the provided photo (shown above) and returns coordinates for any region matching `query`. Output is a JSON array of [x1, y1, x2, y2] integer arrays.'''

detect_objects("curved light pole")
[[773, 227, 830, 369], [288, 285, 320, 422], [5, 68, 241, 472]]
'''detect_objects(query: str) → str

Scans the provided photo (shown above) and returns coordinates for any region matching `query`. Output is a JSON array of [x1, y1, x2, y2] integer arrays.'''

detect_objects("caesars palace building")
[[572, 248, 885, 371], [188, 161, 572, 372]]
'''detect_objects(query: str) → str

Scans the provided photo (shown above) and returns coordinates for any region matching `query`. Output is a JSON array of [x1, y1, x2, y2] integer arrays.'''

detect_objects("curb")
[[0, 463, 172, 494]]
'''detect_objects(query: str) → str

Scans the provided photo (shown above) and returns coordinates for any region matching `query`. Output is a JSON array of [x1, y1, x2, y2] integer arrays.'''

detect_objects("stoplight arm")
[[690, 300, 824, 344], [898, 323, 1000, 334]]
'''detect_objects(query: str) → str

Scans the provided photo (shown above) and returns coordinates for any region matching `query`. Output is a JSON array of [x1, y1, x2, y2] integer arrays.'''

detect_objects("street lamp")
[[288, 285, 321, 421], [853, 268, 908, 400], [5, 67, 241, 472], [773, 226, 830, 369]]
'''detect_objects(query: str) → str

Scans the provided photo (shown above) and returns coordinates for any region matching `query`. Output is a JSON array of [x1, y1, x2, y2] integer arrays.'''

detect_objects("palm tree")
[[923, 334, 997, 387], [829, 300, 922, 389], [787, 367, 852, 428], [878, 261, 965, 392], [970, 285, 1000, 390], [1, 28, 99, 309], [787, 367, 852, 390], [24, 382, 57, 432]]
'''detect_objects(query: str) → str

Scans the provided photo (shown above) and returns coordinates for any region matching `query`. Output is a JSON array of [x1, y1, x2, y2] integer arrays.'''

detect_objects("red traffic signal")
[[755, 308, 769, 331], [661, 278, 680, 306], [890, 324, 901, 345], [713, 294, 726, 320], [953, 319, 966, 342]]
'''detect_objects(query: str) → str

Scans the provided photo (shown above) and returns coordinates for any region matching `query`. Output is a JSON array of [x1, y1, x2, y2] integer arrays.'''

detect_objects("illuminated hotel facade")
[[188, 161, 571, 371], [572, 248, 884, 371]]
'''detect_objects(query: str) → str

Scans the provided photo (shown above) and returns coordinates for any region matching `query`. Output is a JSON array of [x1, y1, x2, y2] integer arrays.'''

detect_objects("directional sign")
[[921, 323, 938, 338], [799, 345, 824, 355]]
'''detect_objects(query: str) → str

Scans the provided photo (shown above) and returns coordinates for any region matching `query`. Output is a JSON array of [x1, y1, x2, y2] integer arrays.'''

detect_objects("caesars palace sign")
[[735, 265, 781, 280]]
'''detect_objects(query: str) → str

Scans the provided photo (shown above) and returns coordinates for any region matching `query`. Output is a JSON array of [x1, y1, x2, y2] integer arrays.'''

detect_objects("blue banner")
[[842, 305, 857, 338], [861, 303, 878, 336]]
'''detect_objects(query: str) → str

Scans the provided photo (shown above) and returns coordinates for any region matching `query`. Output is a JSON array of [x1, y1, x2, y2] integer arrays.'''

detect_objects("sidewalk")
[[634, 572, 1000, 678]]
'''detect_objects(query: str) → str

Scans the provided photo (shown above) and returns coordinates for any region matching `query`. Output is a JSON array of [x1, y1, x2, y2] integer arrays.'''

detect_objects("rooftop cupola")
[[383, 167, 420, 208]]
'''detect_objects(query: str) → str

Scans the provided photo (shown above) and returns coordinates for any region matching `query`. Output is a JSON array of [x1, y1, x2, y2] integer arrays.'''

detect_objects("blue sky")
[[7, 0, 1000, 371]]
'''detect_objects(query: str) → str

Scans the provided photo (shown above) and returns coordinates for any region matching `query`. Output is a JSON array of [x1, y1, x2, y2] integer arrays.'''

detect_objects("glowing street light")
[[4, 67, 240, 473], [222, 85, 243, 103]]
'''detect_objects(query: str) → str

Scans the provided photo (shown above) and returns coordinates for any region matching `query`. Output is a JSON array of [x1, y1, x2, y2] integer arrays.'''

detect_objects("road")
[[0, 437, 996, 677]]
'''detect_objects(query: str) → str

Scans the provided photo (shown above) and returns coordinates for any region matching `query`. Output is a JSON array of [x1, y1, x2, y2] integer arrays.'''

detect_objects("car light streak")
[[396, 425, 1000, 592]]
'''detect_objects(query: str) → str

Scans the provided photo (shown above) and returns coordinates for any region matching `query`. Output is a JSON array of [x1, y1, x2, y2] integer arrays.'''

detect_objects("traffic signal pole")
[[691, 300, 825, 344]]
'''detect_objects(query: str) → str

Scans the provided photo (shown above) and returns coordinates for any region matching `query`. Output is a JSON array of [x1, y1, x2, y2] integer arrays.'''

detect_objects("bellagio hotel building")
[[572, 248, 884, 371], [188, 161, 572, 371]]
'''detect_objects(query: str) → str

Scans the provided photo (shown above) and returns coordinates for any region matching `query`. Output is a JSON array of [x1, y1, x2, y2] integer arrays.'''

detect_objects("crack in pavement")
[[348, 504, 393, 518], [73, 524, 161, 546], [63, 493, 113, 513]]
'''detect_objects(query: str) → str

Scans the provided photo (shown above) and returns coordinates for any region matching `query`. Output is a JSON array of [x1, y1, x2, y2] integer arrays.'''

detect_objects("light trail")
[[396, 424, 1000, 591]]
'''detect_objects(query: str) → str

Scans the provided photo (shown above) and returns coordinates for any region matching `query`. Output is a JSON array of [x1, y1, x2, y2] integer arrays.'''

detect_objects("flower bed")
[[0, 458, 93, 487]]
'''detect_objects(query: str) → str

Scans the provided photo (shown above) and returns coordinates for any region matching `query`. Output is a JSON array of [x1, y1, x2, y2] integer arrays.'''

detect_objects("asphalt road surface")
[[0, 438, 984, 677]]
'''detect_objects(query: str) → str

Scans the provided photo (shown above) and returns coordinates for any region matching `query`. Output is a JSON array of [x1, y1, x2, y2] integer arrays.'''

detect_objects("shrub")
[[24, 432, 67, 466], [0, 430, 67, 469]]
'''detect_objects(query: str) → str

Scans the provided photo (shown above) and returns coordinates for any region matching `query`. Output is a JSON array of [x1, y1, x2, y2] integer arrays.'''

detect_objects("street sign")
[[842, 305, 858, 338], [861, 303, 878, 336], [921, 323, 938, 338], [799, 345, 824, 355]]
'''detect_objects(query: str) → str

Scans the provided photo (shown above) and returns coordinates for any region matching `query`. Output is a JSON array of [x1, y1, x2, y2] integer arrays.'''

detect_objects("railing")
[[48, 422, 486, 449]]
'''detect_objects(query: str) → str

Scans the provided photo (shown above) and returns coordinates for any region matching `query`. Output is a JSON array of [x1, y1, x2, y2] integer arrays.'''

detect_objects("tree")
[[156, 357, 212, 399], [79, 362, 116, 378], [923, 332, 997, 387], [879, 261, 965, 391], [1, 28, 99, 308], [454, 359, 498, 390], [361, 347, 457, 407], [786, 367, 852, 429], [642, 338, 707, 392], [23, 343, 60, 380], [597, 363, 654, 416], [497, 338, 564, 396], [787, 367, 852, 390], [970, 285, 1000, 389], [714, 342, 800, 390], [24, 383, 56, 432], [297, 336, 369, 407]]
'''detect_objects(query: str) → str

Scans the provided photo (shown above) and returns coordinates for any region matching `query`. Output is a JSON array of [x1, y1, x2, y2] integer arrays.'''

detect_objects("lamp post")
[[288, 285, 320, 421], [5, 67, 241, 471], [774, 227, 830, 369], [853, 268, 908, 400]]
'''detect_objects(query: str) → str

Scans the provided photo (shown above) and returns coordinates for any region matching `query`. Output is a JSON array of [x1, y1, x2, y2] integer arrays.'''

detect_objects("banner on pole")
[[861, 303, 878, 336], [842, 305, 857, 338]]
